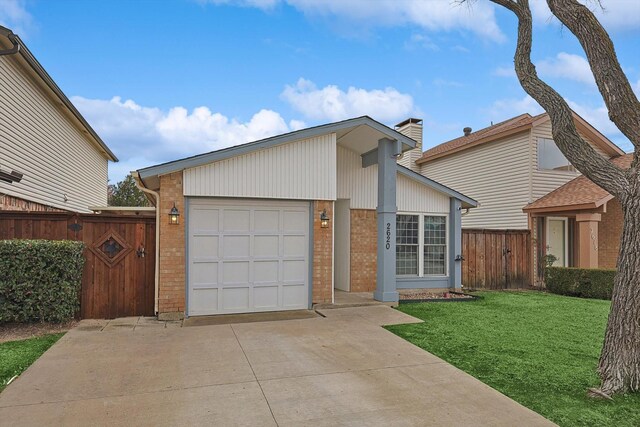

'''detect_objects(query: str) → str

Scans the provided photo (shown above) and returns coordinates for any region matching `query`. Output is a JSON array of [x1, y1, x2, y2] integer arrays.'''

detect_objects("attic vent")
[[463, 127, 472, 136]]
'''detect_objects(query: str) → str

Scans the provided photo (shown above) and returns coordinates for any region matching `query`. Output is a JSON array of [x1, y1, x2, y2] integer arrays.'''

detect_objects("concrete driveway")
[[0, 306, 553, 426]]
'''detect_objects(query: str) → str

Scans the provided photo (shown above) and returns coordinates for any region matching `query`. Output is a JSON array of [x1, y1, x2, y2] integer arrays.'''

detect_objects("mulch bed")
[[0, 321, 77, 344], [399, 291, 478, 303]]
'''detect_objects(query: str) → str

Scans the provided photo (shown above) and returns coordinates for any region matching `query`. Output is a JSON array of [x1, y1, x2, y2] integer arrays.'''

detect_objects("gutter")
[[132, 171, 161, 315], [0, 25, 118, 162]]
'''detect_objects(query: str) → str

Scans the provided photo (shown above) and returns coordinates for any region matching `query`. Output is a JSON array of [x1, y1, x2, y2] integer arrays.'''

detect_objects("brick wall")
[[313, 200, 333, 303], [599, 199, 623, 269], [158, 172, 186, 319], [0, 194, 65, 212], [350, 209, 377, 292]]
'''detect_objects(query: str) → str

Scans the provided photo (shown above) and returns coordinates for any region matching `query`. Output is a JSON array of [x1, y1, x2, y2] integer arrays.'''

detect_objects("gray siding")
[[0, 54, 108, 212], [421, 132, 531, 229]]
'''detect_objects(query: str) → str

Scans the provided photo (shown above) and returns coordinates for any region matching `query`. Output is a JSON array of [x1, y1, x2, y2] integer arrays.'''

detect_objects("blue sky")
[[1, 0, 639, 182]]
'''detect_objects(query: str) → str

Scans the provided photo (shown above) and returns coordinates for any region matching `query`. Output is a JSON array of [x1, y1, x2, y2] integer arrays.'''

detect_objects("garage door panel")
[[224, 210, 250, 231], [191, 235, 219, 258], [188, 199, 309, 316], [191, 262, 218, 284], [253, 286, 279, 309], [191, 209, 219, 232], [254, 235, 279, 257], [222, 261, 250, 284], [190, 288, 218, 314], [253, 261, 279, 283], [283, 284, 306, 307], [223, 235, 250, 258], [283, 211, 307, 232], [254, 210, 280, 231], [283, 260, 306, 282], [283, 235, 306, 257], [222, 287, 250, 310]]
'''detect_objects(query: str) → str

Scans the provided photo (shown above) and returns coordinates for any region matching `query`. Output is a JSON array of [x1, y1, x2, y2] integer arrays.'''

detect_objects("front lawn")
[[387, 292, 640, 427], [0, 333, 64, 392]]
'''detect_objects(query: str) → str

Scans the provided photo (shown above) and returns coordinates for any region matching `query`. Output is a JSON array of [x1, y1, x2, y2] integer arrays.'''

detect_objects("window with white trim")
[[396, 214, 447, 276], [537, 138, 575, 171]]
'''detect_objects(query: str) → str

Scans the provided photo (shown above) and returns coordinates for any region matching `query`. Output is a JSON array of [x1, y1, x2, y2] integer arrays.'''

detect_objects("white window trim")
[[537, 137, 576, 173], [397, 212, 449, 278], [546, 216, 569, 267]]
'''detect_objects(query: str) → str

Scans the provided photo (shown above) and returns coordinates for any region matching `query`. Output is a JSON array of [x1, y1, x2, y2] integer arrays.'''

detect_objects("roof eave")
[[0, 27, 118, 162], [138, 116, 417, 185]]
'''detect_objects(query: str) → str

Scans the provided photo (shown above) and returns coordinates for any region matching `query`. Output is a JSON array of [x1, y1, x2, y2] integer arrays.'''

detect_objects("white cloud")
[[531, 0, 640, 31], [493, 66, 516, 77], [404, 33, 439, 51], [486, 95, 543, 122], [71, 96, 298, 181], [0, 0, 33, 36], [201, 0, 506, 41], [537, 52, 596, 86], [281, 78, 414, 122]]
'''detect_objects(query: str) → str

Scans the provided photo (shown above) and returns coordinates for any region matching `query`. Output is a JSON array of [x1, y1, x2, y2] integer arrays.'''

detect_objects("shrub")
[[0, 240, 85, 323], [545, 266, 616, 300]]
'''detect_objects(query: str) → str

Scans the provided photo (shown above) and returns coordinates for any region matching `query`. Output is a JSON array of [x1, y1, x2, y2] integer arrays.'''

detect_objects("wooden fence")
[[0, 211, 155, 319], [462, 229, 532, 289]]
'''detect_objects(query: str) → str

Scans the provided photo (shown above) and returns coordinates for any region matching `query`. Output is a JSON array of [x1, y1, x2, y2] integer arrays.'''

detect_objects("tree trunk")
[[597, 181, 640, 395]]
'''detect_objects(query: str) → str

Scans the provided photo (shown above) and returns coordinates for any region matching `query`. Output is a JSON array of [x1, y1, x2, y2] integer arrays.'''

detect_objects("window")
[[396, 214, 447, 276], [396, 215, 419, 275], [537, 138, 575, 171], [424, 216, 447, 275]]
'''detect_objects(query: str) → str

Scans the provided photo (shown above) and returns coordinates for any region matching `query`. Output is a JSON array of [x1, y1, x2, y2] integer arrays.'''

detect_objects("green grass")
[[0, 333, 64, 392], [387, 292, 640, 427]]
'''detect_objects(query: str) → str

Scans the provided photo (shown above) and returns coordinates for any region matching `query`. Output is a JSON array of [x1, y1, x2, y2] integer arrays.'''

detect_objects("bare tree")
[[487, 0, 640, 396]]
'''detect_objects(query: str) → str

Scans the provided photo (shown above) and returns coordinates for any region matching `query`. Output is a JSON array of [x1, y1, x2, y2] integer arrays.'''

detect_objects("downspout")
[[132, 172, 160, 315]]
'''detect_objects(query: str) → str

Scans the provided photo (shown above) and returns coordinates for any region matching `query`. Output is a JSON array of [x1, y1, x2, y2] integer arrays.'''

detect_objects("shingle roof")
[[418, 113, 543, 162], [523, 154, 633, 212]]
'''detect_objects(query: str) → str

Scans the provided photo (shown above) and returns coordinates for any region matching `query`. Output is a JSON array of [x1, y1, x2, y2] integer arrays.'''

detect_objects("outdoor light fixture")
[[169, 203, 180, 225], [320, 209, 330, 228]]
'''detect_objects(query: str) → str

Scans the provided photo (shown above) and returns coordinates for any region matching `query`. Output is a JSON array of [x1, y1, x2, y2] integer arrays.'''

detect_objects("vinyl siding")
[[421, 132, 531, 229], [0, 54, 108, 212], [183, 134, 337, 200], [530, 120, 609, 201], [337, 145, 449, 213]]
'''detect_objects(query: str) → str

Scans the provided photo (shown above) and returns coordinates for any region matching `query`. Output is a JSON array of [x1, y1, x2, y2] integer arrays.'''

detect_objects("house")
[[523, 154, 630, 279], [408, 111, 625, 284], [136, 116, 477, 319], [0, 26, 117, 213]]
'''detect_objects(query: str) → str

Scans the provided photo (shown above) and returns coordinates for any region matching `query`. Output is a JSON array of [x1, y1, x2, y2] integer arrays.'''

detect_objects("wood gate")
[[462, 229, 532, 289], [0, 211, 155, 319]]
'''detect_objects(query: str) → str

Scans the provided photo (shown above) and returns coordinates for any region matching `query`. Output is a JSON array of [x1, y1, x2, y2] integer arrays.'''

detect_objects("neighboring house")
[[136, 116, 477, 319], [402, 111, 624, 284], [523, 154, 630, 280], [0, 26, 117, 213]]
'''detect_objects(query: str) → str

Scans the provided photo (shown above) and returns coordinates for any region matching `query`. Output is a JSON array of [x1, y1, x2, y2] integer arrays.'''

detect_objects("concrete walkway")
[[0, 306, 553, 426]]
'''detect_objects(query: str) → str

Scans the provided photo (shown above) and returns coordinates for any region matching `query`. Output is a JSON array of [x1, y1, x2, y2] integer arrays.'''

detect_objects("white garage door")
[[188, 198, 310, 316]]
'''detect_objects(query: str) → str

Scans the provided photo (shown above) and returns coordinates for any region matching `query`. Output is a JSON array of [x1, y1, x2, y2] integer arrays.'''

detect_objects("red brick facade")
[[349, 209, 377, 292], [313, 200, 333, 303], [0, 194, 65, 212], [599, 199, 623, 269], [158, 172, 186, 319]]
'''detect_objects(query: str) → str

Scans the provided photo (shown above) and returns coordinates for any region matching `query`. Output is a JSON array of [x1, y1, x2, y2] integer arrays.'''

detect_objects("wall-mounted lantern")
[[169, 203, 180, 225], [320, 209, 330, 228]]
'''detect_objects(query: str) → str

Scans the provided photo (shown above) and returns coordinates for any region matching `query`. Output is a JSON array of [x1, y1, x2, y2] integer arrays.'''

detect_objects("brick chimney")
[[394, 118, 423, 172]]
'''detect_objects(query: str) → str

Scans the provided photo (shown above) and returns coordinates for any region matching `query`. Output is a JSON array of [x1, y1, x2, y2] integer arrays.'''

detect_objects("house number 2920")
[[385, 223, 391, 250]]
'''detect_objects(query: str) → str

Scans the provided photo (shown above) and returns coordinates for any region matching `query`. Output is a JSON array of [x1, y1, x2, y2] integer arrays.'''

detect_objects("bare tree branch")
[[547, 0, 640, 149], [489, 0, 627, 197]]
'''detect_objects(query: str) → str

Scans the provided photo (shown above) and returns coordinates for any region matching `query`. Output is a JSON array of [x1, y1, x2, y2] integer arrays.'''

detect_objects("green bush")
[[0, 240, 85, 323], [545, 266, 616, 300]]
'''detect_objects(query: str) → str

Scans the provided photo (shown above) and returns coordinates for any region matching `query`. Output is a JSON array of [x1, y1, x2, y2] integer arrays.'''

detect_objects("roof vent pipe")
[[463, 127, 472, 136]]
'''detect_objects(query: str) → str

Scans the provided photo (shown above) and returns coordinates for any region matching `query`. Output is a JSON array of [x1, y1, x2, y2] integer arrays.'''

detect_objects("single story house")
[[136, 116, 477, 319]]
